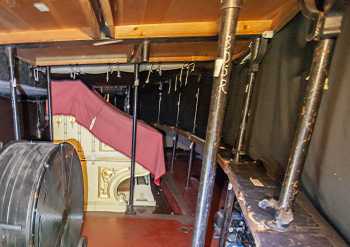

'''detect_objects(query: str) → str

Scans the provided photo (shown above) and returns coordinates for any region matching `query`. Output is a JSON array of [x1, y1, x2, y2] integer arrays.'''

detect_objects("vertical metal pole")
[[157, 82, 163, 123], [126, 63, 140, 215], [186, 87, 200, 189], [170, 92, 181, 173], [6, 46, 21, 141], [219, 183, 236, 247], [234, 38, 264, 163], [46, 66, 54, 141], [192, 0, 242, 246], [126, 86, 131, 114], [275, 38, 335, 226], [185, 142, 195, 189]]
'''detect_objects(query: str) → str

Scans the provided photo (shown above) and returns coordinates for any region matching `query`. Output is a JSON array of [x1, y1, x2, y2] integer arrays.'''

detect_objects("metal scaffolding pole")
[[219, 183, 236, 247], [6, 46, 21, 141], [126, 63, 140, 215], [234, 37, 268, 163], [276, 38, 335, 226], [46, 66, 54, 141], [126, 40, 150, 215], [170, 92, 181, 173], [186, 87, 200, 189], [192, 0, 242, 246], [259, 0, 343, 229]]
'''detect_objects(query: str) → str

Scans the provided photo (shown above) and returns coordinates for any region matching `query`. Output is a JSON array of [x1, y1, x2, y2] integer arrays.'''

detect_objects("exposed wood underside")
[[0, 0, 299, 43], [0, 0, 299, 64], [17, 40, 250, 66]]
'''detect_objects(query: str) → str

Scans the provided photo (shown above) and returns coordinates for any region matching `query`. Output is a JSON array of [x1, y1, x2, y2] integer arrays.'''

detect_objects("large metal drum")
[[0, 142, 84, 247]]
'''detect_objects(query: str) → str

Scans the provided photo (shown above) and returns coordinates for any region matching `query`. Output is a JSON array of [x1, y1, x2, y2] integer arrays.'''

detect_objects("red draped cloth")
[[51, 80, 165, 185]]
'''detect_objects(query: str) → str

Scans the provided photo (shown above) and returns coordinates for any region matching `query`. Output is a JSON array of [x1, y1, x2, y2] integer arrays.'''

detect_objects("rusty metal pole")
[[46, 66, 54, 141], [275, 38, 335, 226], [192, 0, 242, 246], [258, 1, 344, 229], [6, 46, 21, 141]]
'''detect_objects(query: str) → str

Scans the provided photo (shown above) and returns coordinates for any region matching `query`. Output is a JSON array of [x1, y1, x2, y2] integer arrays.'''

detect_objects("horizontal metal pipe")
[[0, 223, 22, 231]]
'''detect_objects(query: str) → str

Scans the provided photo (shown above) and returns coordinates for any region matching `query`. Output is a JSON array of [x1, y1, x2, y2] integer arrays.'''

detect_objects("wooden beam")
[[0, 28, 92, 45], [29, 54, 127, 66], [269, 0, 300, 32], [99, 0, 115, 37], [78, 0, 101, 39], [114, 20, 273, 39]]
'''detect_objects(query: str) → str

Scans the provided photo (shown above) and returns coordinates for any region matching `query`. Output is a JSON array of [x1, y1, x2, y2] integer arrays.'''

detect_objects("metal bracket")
[[300, 0, 344, 41], [128, 40, 151, 64], [250, 37, 269, 72]]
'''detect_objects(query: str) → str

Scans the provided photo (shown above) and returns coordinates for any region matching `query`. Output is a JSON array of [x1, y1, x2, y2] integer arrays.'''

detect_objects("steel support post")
[[185, 142, 195, 189], [170, 93, 182, 173], [46, 66, 54, 141], [219, 183, 236, 247], [275, 38, 335, 226], [186, 87, 200, 189], [126, 63, 140, 215], [192, 0, 242, 246], [6, 46, 21, 141], [234, 37, 267, 163], [259, 1, 343, 228]]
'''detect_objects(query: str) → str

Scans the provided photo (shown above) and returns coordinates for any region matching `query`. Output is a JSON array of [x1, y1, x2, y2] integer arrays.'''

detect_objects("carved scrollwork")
[[98, 167, 128, 203]]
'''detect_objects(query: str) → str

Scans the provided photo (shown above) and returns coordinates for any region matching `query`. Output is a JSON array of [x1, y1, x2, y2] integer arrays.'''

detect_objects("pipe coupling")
[[221, 0, 242, 9]]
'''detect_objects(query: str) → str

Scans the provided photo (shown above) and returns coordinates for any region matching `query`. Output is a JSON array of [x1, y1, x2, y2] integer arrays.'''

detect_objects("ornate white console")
[[53, 115, 156, 212]]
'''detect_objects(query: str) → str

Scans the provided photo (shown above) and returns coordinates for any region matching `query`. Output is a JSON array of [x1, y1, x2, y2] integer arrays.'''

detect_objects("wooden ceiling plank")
[[17, 40, 250, 66], [99, 0, 115, 37], [77, 0, 101, 39], [0, 3, 32, 31], [0, 28, 92, 45], [269, 0, 300, 33], [114, 20, 273, 39], [34, 54, 127, 66]]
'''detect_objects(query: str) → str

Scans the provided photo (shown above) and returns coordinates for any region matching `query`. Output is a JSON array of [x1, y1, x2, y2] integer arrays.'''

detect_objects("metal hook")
[[70, 66, 75, 79], [168, 79, 172, 94], [179, 63, 185, 83], [185, 65, 190, 86], [106, 65, 110, 83], [175, 75, 178, 92], [117, 65, 121, 78], [157, 64, 162, 76], [33, 67, 39, 82], [191, 63, 196, 73], [145, 64, 153, 84]]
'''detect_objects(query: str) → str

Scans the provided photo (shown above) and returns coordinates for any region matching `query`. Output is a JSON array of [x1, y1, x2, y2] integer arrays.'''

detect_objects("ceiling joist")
[[98, 0, 115, 37], [78, 0, 101, 39]]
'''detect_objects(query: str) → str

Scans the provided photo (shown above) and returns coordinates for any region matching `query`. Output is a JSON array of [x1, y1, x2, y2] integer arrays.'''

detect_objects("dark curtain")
[[223, 9, 350, 243]]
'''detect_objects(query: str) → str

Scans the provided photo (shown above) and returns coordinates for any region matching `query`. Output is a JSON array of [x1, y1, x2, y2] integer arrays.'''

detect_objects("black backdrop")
[[228, 10, 350, 243]]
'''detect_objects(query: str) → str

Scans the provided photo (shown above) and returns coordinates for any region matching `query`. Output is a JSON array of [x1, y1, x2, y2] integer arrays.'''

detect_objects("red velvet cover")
[[51, 80, 165, 185]]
